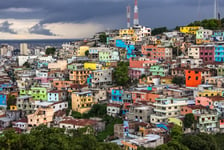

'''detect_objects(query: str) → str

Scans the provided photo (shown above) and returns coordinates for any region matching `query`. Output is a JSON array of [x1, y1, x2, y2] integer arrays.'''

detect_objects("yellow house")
[[10, 105, 17, 110], [198, 90, 222, 97], [84, 62, 102, 70], [119, 29, 135, 36], [72, 91, 95, 114], [168, 118, 183, 127], [161, 76, 173, 84], [180, 26, 202, 35], [77, 46, 89, 56]]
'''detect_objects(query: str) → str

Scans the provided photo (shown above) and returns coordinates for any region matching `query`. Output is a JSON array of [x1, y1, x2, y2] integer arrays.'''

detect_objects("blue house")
[[215, 45, 224, 62], [116, 39, 136, 59], [87, 74, 93, 87], [0, 83, 12, 92], [212, 31, 224, 41], [111, 89, 123, 103], [0, 94, 7, 107]]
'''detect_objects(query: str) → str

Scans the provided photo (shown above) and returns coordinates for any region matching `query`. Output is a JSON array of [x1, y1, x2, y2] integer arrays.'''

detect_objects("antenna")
[[133, 0, 139, 26], [127, 5, 131, 28], [214, 0, 217, 19]]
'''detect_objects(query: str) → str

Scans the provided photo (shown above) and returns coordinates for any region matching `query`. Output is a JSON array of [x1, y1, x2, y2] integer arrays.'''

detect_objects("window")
[[197, 100, 200, 103]]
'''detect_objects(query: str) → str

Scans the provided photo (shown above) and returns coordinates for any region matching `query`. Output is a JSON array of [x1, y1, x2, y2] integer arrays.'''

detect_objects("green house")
[[20, 87, 47, 101], [149, 65, 169, 77]]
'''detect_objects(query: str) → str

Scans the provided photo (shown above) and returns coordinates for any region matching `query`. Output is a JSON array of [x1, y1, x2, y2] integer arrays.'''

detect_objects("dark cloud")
[[29, 24, 55, 36], [0, 0, 223, 31], [0, 21, 17, 34]]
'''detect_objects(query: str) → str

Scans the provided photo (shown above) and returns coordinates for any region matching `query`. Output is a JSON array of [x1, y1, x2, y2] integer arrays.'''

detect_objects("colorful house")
[[47, 90, 67, 102], [20, 87, 47, 101], [84, 62, 102, 70], [149, 65, 169, 77], [215, 45, 224, 62], [76, 46, 89, 56], [69, 70, 91, 85], [99, 50, 119, 62], [180, 26, 202, 34], [52, 80, 74, 90], [111, 89, 123, 104], [67, 63, 83, 71], [168, 118, 183, 127], [116, 39, 136, 59], [196, 29, 212, 44], [212, 31, 224, 41], [142, 45, 165, 60], [0, 93, 7, 107], [129, 57, 157, 69], [71, 91, 95, 114], [131, 90, 160, 103], [195, 96, 224, 110], [199, 45, 215, 63], [27, 108, 54, 127], [185, 69, 202, 87], [48, 60, 67, 71]]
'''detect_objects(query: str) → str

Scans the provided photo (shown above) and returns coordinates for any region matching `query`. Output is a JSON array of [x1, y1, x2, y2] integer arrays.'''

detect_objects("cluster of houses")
[[0, 24, 224, 149]]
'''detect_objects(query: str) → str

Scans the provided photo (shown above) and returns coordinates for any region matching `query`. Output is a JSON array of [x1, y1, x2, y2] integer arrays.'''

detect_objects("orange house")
[[185, 69, 202, 87], [53, 80, 74, 90], [131, 90, 160, 103]]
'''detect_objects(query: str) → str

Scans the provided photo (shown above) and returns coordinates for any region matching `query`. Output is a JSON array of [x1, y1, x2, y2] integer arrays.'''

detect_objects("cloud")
[[0, 21, 17, 34], [29, 23, 56, 36], [2, 8, 33, 13]]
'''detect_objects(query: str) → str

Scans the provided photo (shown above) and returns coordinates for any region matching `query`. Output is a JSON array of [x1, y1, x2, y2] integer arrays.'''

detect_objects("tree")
[[99, 32, 107, 44], [87, 104, 107, 118], [170, 125, 183, 141], [85, 50, 89, 57], [172, 76, 185, 87], [188, 19, 222, 30], [23, 62, 30, 68], [183, 113, 195, 128], [7, 95, 16, 109], [113, 62, 130, 86], [45, 47, 56, 55], [151, 27, 168, 36], [182, 134, 217, 150]]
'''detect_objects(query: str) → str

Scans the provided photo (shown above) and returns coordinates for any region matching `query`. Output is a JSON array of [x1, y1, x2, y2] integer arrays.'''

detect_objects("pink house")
[[195, 96, 224, 109], [128, 69, 142, 80], [27, 108, 54, 127], [141, 45, 165, 60], [48, 60, 67, 71], [131, 90, 160, 103], [129, 57, 157, 68]]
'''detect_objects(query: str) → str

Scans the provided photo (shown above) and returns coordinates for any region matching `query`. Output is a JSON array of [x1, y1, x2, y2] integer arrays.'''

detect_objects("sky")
[[0, 0, 223, 39]]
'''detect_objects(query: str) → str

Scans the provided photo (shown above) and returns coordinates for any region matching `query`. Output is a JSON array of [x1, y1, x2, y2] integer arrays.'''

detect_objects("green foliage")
[[7, 95, 16, 109], [188, 19, 222, 30], [70, 104, 122, 142], [45, 47, 56, 55], [0, 125, 122, 150], [85, 50, 89, 56], [96, 116, 122, 142], [183, 113, 195, 128], [170, 125, 183, 141], [151, 27, 168, 36], [113, 61, 130, 86], [23, 62, 30, 68], [87, 104, 107, 118], [171, 76, 185, 87], [99, 32, 107, 43], [182, 134, 217, 150]]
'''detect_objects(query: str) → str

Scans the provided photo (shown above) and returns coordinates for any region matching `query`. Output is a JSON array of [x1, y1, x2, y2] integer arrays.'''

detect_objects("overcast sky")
[[0, 0, 223, 39]]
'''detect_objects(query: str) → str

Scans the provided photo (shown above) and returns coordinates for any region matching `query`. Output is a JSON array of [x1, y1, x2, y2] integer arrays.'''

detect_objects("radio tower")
[[127, 5, 131, 28], [214, 0, 217, 19], [133, 0, 139, 26]]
